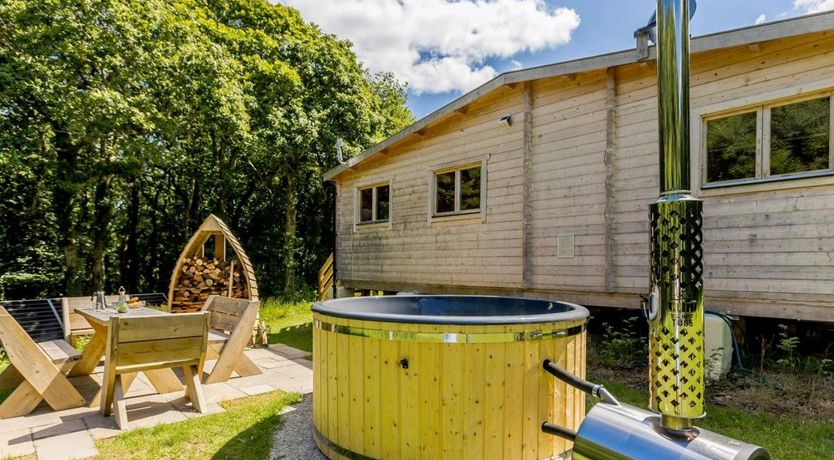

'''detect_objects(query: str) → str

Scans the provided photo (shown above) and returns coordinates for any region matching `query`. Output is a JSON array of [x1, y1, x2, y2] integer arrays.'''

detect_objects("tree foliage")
[[0, 0, 413, 298]]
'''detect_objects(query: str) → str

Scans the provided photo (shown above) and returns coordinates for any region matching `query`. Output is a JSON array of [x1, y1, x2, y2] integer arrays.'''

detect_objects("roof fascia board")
[[324, 11, 834, 181]]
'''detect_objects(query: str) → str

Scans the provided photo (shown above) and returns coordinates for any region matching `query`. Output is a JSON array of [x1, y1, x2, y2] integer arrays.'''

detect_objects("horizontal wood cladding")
[[335, 31, 834, 322], [336, 85, 526, 289]]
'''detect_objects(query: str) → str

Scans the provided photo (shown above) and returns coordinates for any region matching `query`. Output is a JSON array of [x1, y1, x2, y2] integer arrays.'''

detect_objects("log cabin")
[[323, 12, 834, 323]]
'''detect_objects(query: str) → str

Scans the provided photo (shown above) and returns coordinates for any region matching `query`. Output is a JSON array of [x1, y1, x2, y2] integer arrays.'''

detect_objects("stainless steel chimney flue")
[[540, 2, 770, 457], [647, 0, 705, 433]]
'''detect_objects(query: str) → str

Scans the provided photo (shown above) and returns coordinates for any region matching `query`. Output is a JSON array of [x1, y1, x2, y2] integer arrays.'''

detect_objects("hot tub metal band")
[[313, 427, 376, 460], [313, 319, 585, 343]]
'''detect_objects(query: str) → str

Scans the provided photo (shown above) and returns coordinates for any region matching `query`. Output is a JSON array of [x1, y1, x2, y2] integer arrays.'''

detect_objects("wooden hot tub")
[[312, 295, 589, 460]]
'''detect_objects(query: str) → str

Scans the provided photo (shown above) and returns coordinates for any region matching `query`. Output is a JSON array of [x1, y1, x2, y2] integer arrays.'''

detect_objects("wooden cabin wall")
[[611, 31, 834, 321], [526, 70, 610, 295], [334, 30, 834, 322], [335, 85, 527, 290]]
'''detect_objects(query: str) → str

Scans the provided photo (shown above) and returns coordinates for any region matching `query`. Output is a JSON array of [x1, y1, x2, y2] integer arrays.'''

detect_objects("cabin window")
[[704, 95, 833, 186], [433, 164, 482, 216], [357, 183, 390, 224]]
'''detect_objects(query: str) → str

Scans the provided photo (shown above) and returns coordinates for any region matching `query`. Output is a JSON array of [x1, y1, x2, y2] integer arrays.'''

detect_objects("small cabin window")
[[433, 164, 482, 216], [357, 183, 390, 224], [704, 94, 833, 187]]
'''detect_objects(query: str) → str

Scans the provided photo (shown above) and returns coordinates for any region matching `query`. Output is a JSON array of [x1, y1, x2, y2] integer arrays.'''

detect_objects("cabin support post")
[[604, 67, 618, 293], [522, 82, 535, 289]]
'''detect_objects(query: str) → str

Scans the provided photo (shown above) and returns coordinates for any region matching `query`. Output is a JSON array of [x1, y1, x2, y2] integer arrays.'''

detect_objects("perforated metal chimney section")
[[648, 0, 706, 433]]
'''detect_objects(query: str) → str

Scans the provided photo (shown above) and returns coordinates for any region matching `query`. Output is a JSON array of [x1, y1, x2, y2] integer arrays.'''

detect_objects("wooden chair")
[[201, 295, 262, 384], [0, 306, 86, 418], [62, 295, 118, 346], [100, 312, 210, 429]]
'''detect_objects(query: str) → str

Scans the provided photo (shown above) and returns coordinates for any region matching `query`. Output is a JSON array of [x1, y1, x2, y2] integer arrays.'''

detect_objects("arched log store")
[[167, 214, 259, 313]]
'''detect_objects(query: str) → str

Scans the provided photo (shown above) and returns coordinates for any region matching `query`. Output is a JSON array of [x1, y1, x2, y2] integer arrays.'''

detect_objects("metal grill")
[[0, 298, 65, 342]]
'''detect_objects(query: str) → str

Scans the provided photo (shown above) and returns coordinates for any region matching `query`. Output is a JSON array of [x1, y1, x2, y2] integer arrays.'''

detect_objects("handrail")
[[318, 253, 335, 301]]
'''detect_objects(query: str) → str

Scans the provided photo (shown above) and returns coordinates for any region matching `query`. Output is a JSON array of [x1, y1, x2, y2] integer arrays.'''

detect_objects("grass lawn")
[[588, 377, 834, 459], [259, 295, 316, 353], [94, 391, 301, 460]]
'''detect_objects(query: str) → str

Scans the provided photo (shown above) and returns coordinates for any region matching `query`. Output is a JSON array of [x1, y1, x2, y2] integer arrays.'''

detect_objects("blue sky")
[[409, 0, 808, 118], [280, 0, 831, 119]]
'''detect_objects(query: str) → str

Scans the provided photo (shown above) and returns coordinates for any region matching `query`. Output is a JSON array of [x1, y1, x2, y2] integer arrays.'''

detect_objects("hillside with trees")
[[0, 0, 413, 298]]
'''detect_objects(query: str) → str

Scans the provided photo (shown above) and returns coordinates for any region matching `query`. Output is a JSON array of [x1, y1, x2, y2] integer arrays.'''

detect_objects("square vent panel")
[[557, 233, 575, 258]]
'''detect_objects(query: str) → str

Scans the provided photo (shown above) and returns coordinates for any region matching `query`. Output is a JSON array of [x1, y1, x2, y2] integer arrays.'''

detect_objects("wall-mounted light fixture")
[[499, 114, 512, 127]]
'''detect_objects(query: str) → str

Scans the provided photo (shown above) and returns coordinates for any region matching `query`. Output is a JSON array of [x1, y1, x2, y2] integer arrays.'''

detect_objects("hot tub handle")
[[541, 422, 577, 442], [542, 359, 620, 406]]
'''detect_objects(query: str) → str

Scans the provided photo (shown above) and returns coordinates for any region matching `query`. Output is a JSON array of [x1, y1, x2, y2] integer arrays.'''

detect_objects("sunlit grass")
[[259, 294, 316, 353], [95, 391, 301, 460], [587, 377, 834, 459]]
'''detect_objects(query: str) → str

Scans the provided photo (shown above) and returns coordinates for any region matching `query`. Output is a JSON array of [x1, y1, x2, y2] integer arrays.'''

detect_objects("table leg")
[[144, 369, 182, 394], [89, 372, 138, 408], [0, 365, 24, 391], [69, 322, 108, 377]]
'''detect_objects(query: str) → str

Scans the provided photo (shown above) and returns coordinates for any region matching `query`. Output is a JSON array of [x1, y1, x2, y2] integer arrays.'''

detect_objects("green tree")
[[0, 0, 412, 299]]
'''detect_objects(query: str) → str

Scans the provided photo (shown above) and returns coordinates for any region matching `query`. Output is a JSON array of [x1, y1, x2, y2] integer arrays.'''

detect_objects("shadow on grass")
[[268, 322, 313, 353], [211, 412, 281, 460]]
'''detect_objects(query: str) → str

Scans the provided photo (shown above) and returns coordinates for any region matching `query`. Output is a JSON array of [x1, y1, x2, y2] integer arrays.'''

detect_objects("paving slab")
[[203, 382, 247, 404], [0, 344, 315, 460], [181, 403, 225, 419], [263, 344, 310, 360], [121, 401, 187, 430], [31, 419, 86, 440], [81, 414, 120, 440], [0, 427, 35, 458], [240, 384, 275, 396], [34, 430, 97, 460]]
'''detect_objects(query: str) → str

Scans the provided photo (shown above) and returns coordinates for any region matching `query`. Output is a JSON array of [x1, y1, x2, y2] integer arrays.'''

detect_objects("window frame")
[[701, 92, 834, 190], [354, 180, 392, 228], [427, 159, 487, 223]]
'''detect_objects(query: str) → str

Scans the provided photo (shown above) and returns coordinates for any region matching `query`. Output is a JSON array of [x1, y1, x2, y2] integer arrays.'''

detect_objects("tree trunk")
[[145, 188, 162, 292], [283, 172, 298, 294], [52, 125, 83, 296], [91, 173, 113, 291], [183, 177, 200, 241], [121, 182, 140, 292]]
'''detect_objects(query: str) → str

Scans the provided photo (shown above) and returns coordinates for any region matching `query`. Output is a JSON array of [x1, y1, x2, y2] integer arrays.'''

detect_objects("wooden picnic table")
[[69, 308, 184, 399]]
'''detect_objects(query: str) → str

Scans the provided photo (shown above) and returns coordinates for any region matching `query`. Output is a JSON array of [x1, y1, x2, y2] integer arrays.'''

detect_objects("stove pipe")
[[647, 0, 705, 433]]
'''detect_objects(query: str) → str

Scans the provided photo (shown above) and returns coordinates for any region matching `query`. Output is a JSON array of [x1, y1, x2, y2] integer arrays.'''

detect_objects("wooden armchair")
[[100, 312, 210, 429], [0, 306, 86, 418], [201, 296, 262, 384]]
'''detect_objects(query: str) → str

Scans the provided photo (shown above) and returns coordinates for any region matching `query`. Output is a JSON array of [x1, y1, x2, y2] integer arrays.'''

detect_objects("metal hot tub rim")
[[312, 294, 590, 326], [312, 295, 590, 460]]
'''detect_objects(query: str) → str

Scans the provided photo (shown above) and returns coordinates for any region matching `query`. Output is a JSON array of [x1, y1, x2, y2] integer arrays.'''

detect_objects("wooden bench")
[[0, 306, 86, 418], [201, 295, 262, 384], [100, 311, 210, 429]]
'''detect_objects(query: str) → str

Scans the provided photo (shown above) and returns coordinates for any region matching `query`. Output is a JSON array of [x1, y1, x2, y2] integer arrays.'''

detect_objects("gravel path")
[[270, 394, 327, 460]]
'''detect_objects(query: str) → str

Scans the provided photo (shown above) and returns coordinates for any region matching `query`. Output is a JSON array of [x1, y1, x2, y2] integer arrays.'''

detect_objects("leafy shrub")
[[596, 317, 646, 369]]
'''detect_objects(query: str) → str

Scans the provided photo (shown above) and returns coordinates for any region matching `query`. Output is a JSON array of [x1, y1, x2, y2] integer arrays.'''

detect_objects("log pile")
[[171, 256, 247, 313]]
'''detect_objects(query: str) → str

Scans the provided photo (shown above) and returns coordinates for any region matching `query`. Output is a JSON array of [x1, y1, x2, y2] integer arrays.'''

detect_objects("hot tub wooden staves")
[[312, 312, 587, 460]]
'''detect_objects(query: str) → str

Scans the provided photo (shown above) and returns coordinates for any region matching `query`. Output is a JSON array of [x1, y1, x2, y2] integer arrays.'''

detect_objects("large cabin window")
[[704, 94, 833, 187], [433, 164, 482, 216], [357, 182, 390, 224]]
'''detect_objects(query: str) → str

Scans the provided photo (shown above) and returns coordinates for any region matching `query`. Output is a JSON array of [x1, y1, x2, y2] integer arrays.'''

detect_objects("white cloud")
[[794, 0, 834, 13], [279, 0, 580, 94], [755, 13, 767, 24]]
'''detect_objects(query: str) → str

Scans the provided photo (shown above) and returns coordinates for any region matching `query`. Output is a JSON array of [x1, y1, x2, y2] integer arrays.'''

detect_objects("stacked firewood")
[[172, 256, 247, 312]]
